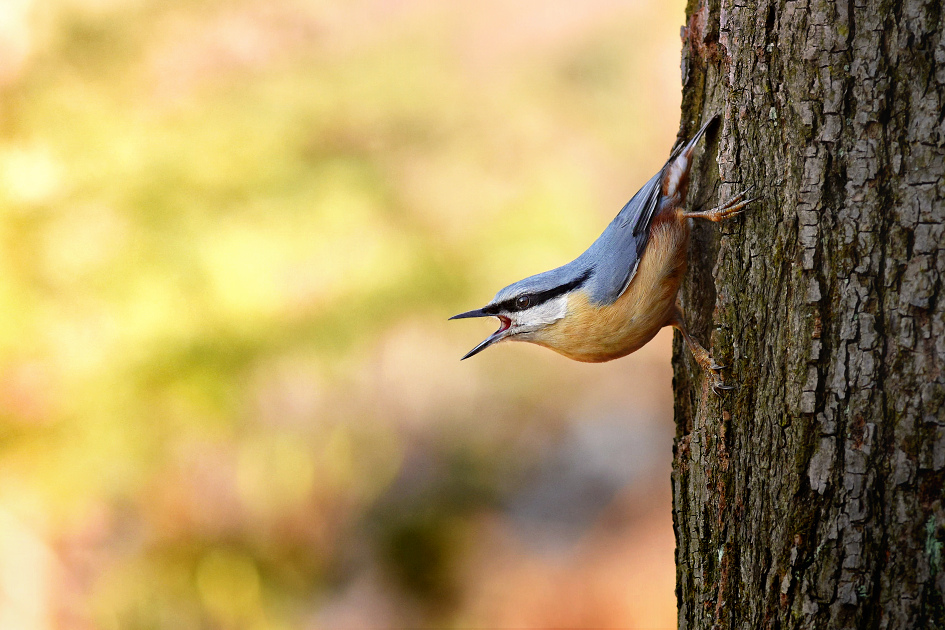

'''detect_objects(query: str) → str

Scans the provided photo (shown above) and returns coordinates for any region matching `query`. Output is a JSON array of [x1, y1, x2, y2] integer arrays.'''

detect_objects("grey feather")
[[580, 170, 662, 303]]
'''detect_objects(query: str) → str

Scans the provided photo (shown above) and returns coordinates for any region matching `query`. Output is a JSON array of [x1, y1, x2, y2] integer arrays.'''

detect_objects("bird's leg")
[[681, 187, 757, 222], [670, 308, 734, 395]]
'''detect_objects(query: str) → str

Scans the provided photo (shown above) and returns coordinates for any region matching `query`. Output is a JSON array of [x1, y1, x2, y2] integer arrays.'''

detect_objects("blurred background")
[[0, 0, 686, 627]]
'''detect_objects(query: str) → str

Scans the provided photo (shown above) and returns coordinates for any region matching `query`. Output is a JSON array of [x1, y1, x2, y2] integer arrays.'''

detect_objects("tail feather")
[[670, 114, 720, 161], [625, 115, 720, 237], [661, 114, 720, 202]]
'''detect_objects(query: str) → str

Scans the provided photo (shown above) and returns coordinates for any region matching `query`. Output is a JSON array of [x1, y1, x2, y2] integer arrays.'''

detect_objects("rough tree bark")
[[671, 1, 945, 628]]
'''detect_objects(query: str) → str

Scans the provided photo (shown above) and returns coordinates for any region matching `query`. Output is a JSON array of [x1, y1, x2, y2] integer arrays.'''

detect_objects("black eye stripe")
[[492, 270, 591, 313]]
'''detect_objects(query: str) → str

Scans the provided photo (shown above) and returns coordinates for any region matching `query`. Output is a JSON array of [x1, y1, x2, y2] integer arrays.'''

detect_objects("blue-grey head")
[[450, 262, 593, 359]]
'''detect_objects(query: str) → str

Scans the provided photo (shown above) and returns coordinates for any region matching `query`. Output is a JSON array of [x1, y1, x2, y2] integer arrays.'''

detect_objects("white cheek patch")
[[513, 295, 568, 331]]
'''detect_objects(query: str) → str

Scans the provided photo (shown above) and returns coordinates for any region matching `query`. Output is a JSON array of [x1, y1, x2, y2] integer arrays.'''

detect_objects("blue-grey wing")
[[576, 116, 718, 306], [576, 170, 663, 305]]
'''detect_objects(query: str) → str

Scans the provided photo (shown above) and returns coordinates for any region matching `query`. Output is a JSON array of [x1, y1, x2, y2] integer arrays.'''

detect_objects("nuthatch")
[[451, 116, 754, 393]]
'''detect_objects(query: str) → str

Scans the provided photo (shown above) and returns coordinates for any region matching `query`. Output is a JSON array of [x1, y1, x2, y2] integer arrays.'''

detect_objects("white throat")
[[512, 295, 569, 333]]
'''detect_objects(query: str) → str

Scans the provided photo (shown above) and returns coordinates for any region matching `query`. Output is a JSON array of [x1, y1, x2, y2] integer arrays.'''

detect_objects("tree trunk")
[[671, 1, 945, 628]]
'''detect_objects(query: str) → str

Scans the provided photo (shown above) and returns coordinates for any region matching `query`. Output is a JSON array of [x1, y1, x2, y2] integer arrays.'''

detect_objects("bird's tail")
[[624, 114, 721, 236], [658, 114, 720, 209], [670, 114, 720, 161]]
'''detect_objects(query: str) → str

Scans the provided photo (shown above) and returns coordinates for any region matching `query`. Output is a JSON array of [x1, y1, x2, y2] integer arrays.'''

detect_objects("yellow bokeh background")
[[0, 0, 686, 627]]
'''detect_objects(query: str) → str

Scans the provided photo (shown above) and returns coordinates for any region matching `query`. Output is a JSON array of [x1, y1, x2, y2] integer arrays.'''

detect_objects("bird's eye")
[[515, 295, 531, 310]]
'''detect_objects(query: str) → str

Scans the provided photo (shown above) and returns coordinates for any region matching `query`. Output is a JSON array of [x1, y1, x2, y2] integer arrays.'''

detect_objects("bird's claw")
[[706, 364, 736, 396], [728, 185, 755, 201], [710, 376, 736, 396], [716, 192, 759, 217], [727, 196, 760, 213]]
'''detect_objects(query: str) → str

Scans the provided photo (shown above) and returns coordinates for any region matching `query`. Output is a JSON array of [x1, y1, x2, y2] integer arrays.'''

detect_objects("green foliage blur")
[[0, 0, 684, 627]]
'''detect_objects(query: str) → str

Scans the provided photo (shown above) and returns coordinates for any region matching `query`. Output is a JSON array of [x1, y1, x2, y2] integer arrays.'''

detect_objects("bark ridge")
[[672, 1, 945, 628]]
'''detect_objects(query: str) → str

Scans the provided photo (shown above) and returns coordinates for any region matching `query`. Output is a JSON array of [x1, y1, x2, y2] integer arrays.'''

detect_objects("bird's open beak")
[[449, 308, 512, 360]]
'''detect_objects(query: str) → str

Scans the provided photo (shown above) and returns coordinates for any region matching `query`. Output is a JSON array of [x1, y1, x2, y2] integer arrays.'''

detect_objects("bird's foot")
[[683, 186, 758, 222], [689, 339, 736, 396], [707, 366, 736, 396], [672, 310, 736, 397]]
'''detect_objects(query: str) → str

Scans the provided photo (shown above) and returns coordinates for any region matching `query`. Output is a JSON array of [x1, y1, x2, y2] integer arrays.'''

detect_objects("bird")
[[450, 116, 754, 393]]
